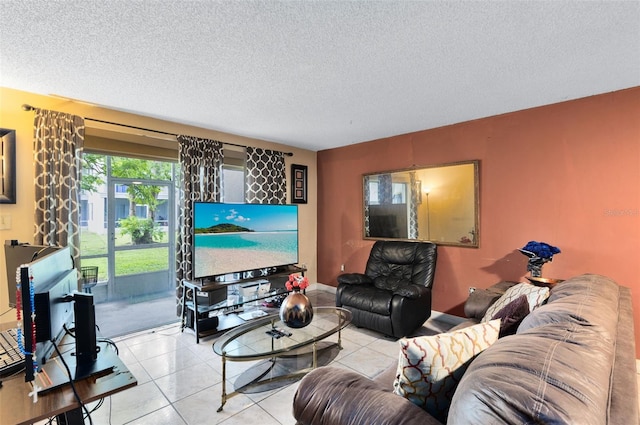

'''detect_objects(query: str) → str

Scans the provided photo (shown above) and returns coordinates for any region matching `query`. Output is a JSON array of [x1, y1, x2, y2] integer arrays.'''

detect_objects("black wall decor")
[[291, 164, 307, 204], [0, 128, 16, 204]]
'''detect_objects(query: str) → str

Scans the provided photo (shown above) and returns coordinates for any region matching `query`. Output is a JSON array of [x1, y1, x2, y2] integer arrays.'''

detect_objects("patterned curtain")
[[245, 147, 286, 204], [33, 109, 85, 268], [363, 175, 370, 237], [409, 172, 419, 239], [176, 135, 224, 314], [378, 173, 393, 205]]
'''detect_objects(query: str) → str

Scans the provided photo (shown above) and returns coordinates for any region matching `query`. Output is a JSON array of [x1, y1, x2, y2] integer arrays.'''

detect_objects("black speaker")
[[73, 292, 98, 366]]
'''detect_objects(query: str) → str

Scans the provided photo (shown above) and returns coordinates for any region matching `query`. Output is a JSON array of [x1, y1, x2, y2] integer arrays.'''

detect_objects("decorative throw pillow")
[[481, 282, 549, 323], [490, 295, 530, 337], [393, 319, 500, 423]]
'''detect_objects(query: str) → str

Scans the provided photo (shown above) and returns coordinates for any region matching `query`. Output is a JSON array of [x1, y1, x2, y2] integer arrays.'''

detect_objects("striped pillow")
[[482, 282, 550, 323], [393, 319, 500, 422]]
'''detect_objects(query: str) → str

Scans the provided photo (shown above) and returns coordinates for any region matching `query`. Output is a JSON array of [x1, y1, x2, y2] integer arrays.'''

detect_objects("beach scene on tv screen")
[[194, 203, 298, 278]]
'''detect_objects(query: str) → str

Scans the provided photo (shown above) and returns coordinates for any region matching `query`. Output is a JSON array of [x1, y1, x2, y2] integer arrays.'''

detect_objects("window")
[[223, 165, 244, 203], [368, 181, 407, 205], [222, 147, 246, 203]]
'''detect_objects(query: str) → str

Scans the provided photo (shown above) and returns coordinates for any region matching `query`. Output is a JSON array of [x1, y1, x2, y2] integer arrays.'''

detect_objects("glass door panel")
[[80, 155, 176, 301], [110, 179, 174, 300], [114, 248, 169, 275], [80, 154, 110, 283]]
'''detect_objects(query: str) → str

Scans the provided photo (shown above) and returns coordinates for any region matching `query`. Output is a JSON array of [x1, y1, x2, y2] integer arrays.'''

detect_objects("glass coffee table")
[[212, 306, 351, 412]]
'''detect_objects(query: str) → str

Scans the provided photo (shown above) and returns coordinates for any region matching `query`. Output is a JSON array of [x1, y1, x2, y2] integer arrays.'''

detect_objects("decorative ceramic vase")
[[529, 259, 543, 277], [279, 290, 313, 328], [527, 256, 549, 277]]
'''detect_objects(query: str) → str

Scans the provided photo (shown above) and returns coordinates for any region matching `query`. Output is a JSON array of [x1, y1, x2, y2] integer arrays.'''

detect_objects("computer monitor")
[[4, 240, 62, 308], [19, 246, 105, 388], [19, 247, 75, 380]]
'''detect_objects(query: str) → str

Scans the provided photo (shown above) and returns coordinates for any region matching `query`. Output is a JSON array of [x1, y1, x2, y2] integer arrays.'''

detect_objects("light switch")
[[0, 214, 11, 230]]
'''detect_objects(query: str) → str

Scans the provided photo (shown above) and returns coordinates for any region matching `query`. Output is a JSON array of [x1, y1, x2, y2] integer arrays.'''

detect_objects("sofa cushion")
[[294, 367, 440, 425], [448, 322, 616, 424], [463, 289, 503, 320], [393, 319, 500, 423], [336, 273, 373, 285], [448, 274, 621, 425], [338, 285, 392, 316], [490, 294, 529, 337], [482, 282, 549, 322], [517, 273, 620, 334], [393, 284, 428, 299]]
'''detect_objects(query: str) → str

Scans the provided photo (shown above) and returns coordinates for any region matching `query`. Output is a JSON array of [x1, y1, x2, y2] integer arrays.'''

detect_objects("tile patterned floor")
[[37, 290, 640, 424], [30, 290, 448, 424]]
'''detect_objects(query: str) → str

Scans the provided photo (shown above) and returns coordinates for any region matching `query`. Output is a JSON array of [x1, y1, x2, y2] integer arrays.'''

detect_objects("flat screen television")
[[193, 202, 299, 280]]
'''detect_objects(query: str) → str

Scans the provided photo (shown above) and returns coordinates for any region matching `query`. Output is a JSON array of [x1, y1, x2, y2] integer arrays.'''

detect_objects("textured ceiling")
[[1, 1, 639, 151]]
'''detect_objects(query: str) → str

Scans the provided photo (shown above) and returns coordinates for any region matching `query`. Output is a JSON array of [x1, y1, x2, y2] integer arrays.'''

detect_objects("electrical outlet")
[[469, 286, 476, 294], [340, 264, 345, 272]]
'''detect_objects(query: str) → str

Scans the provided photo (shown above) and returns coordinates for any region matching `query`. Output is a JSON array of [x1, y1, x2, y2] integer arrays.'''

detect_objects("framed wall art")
[[291, 164, 307, 204], [0, 128, 16, 204]]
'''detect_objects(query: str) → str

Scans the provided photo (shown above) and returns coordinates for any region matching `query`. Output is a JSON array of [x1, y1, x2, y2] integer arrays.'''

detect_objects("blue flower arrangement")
[[519, 241, 561, 277]]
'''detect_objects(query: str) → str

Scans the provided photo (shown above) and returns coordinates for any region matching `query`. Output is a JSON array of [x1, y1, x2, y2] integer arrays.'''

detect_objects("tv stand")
[[180, 265, 306, 343]]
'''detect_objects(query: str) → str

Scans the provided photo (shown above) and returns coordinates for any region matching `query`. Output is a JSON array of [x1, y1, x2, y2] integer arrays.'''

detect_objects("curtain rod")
[[21, 104, 294, 156]]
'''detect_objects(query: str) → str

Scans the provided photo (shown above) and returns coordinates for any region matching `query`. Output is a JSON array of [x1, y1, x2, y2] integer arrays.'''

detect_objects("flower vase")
[[527, 256, 548, 278], [529, 263, 543, 277], [279, 290, 313, 328]]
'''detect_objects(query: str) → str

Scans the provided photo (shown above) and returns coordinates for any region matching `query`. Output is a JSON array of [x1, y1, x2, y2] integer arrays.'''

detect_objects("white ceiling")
[[1, 1, 639, 152]]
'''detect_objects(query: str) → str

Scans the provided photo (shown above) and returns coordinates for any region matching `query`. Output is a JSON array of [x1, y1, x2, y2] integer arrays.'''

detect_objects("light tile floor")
[[37, 290, 640, 424], [33, 290, 451, 425]]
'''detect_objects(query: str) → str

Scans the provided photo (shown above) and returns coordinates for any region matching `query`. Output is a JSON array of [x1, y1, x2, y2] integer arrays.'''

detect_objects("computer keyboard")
[[0, 328, 25, 377]]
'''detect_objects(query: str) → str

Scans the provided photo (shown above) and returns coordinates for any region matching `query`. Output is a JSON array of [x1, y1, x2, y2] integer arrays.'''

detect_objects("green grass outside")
[[80, 231, 170, 280], [81, 230, 169, 256]]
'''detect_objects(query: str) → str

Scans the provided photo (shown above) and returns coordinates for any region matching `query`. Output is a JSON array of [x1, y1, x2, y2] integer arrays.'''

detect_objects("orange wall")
[[317, 87, 640, 355]]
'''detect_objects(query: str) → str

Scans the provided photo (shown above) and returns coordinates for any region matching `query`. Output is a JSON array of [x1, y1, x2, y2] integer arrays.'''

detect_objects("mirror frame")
[[363, 160, 480, 247]]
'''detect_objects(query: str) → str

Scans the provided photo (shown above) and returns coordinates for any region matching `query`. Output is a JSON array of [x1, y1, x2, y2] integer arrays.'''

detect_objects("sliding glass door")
[[80, 155, 177, 303]]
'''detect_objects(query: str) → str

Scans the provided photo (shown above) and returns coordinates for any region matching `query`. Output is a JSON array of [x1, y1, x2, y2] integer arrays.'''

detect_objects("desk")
[[0, 340, 137, 424]]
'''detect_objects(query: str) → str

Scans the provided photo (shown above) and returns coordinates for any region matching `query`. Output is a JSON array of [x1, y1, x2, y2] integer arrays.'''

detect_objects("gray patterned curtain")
[[409, 172, 419, 239], [363, 175, 371, 236], [245, 147, 286, 204], [33, 109, 85, 268], [176, 135, 224, 313]]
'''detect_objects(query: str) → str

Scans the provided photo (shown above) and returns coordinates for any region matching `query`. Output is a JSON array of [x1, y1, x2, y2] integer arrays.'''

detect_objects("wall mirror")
[[0, 129, 16, 204], [363, 160, 479, 247]]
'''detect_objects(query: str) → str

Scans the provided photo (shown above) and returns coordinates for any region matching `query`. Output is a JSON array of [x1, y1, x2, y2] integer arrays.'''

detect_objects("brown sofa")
[[293, 274, 639, 424]]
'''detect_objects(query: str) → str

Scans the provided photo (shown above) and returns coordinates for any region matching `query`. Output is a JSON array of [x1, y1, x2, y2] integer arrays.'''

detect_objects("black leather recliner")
[[336, 240, 437, 338]]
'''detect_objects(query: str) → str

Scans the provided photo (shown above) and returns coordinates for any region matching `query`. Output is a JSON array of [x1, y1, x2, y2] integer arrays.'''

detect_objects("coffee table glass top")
[[213, 307, 351, 360]]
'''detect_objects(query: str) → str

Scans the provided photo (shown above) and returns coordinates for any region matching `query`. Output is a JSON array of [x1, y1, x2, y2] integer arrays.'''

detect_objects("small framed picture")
[[291, 164, 307, 204], [0, 129, 16, 204]]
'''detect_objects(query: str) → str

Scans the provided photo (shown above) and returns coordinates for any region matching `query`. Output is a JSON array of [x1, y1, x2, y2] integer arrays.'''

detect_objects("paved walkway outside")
[[95, 290, 179, 338]]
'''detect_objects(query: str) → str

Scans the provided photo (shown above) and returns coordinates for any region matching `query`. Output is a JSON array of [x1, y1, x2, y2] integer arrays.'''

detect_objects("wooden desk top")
[[0, 337, 137, 424]]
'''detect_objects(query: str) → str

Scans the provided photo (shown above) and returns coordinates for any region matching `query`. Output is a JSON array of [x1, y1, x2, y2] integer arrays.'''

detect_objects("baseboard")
[[313, 282, 464, 325], [429, 310, 465, 326], [313, 282, 336, 294]]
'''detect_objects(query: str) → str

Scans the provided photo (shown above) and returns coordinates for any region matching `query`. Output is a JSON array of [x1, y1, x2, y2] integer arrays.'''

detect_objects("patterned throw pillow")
[[393, 319, 500, 423], [481, 282, 550, 323], [490, 294, 530, 337]]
